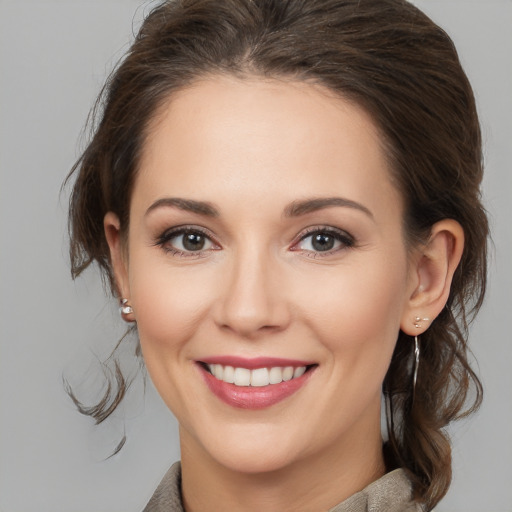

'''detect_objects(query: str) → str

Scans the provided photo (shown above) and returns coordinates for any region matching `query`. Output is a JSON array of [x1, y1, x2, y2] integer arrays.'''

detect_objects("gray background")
[[0, 1, 510, 511]]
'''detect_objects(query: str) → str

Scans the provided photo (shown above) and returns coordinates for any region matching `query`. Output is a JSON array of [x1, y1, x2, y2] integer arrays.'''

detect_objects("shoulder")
[[328, 469, 423, 512], [142, 462, 184, 512]]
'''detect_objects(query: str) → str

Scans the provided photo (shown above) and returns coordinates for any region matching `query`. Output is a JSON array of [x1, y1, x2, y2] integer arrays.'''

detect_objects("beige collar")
[[143, 462, 421, 512]]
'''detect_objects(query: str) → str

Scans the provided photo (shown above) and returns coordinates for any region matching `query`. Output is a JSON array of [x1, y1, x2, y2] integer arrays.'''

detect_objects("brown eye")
[[295, 228, 354, 255], [182, 232, 206, 251], [157, 228, 216, 256], [310, 233, 336, 251]]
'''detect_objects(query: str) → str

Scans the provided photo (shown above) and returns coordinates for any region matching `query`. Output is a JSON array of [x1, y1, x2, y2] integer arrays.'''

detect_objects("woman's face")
[[112, 76, 418, 474]]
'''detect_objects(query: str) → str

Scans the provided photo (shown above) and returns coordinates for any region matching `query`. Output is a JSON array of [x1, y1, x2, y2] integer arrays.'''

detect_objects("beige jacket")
[[143, 462, 422, 512]]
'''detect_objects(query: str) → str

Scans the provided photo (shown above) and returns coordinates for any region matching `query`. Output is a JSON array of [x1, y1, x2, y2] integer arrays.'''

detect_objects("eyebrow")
[[283, 197, 374, 219], [145, 197, 219, 217], [145, 196, 373, 219]]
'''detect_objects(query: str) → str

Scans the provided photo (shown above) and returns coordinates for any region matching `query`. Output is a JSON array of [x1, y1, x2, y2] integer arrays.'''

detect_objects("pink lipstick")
[[197, 357, 316, 409]]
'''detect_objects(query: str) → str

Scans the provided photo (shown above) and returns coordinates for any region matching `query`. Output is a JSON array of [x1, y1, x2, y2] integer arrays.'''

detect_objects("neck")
[[180, 419, 386, 512]]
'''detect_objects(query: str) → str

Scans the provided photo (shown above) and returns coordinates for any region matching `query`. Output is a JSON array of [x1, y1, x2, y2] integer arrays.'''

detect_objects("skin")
[[105, 75, 464, 512]]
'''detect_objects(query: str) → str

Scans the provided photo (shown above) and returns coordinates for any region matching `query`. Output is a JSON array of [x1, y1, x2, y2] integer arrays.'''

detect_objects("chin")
[[210, 444, 302, 475], [192, 421, 310, 475]]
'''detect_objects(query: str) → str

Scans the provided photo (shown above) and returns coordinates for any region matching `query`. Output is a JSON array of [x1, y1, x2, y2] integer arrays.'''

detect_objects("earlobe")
[[104, 212, 132, 318], [401, 219, 464, 335]]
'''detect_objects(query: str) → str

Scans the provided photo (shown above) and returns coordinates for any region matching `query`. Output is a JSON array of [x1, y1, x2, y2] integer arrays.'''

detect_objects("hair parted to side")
[[66, 0, 488, 509]]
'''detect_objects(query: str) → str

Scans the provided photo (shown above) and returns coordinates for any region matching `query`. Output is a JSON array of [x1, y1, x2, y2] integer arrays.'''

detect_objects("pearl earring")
[[120, 298, 133, 318], [413, 316, 430, 329]]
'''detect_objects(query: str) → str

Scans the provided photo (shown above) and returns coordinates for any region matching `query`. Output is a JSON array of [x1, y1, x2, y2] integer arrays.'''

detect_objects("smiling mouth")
[[202, 363, 315, 387], [197, 357, 317, 409]]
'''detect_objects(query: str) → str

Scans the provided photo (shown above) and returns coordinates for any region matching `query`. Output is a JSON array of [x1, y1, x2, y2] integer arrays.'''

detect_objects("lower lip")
[[199, 365, 314, 410]]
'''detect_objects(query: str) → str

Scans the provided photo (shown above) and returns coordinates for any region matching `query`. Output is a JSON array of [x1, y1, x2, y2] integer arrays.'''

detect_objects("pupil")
[[312, 233, 334, 251], [183, 233, 205, 251]]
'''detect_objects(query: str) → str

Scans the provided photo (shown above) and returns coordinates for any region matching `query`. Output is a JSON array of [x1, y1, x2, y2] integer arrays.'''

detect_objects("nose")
[[214, 247, 291, 339]]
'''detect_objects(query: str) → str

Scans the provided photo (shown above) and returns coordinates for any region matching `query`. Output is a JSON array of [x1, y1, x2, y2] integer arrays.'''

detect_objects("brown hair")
[[67, 0, 488, 508]]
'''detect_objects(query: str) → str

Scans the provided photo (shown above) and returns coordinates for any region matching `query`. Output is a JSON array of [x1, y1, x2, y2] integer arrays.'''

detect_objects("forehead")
[[134, 75, 401, 219]]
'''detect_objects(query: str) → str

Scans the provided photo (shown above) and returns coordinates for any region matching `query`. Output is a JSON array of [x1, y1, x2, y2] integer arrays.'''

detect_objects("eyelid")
[[154, 224, 354, 258], [157, 224, 216, 239], [290, 226, 355, 256], [154, 225, 220, 257]]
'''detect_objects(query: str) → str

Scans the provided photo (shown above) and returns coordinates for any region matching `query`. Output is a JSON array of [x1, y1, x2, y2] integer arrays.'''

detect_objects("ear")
[[104, 212, 134, 320], [400, 219, 464, 335]]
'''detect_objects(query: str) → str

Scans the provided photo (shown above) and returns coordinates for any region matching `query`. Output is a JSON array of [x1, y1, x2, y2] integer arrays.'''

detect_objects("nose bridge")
[[216, 241, 288, 337]]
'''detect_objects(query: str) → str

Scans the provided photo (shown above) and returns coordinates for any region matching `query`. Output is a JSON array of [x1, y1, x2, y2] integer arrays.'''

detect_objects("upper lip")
[[198, 356, 316, 369]]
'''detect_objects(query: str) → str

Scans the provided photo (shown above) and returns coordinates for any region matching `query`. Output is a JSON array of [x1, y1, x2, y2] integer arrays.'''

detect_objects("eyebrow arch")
[[145, 197, 219, 217], [145, 196, 373, 220], [284, 197, 374, 219]]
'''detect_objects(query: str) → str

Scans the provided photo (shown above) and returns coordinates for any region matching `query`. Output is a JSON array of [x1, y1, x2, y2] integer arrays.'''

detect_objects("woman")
[[67, 0, 488, 510]]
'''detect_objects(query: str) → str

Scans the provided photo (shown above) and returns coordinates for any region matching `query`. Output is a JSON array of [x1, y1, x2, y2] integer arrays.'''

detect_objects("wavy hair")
[[66, 1, 488, 508]]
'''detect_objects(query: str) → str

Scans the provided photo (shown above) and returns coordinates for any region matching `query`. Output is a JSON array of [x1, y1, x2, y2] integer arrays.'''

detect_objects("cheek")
[[127, 253, 216, 357], [297, 252, 409, 365]]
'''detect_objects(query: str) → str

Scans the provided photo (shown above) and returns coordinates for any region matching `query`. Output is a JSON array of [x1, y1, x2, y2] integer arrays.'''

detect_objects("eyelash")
[[292, 226, 355, 258], [155, 226, 218, 258], [154, 225, 355, 259]]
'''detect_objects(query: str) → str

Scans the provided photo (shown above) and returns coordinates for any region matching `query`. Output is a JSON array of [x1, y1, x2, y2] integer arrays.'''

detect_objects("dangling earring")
[[412, 335, 420, 400], [412, 316, 430, 401], [120, 298, 134, 322]]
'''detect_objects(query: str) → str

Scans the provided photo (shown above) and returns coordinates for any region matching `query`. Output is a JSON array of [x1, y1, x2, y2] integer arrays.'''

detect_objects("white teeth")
[[212, 364, 223, 380], [293, 366, 306, 378], [269, 367, 283, 384], [223, 365, 235, 383], [234, 367, 251, 386], [282, 366, 294, 381], [251, 368, 269, 387], [206, 364, 308, 387]]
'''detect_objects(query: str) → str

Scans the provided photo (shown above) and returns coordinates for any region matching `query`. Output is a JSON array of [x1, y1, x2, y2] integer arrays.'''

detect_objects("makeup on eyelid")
[[153, 224, 356, 259]]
